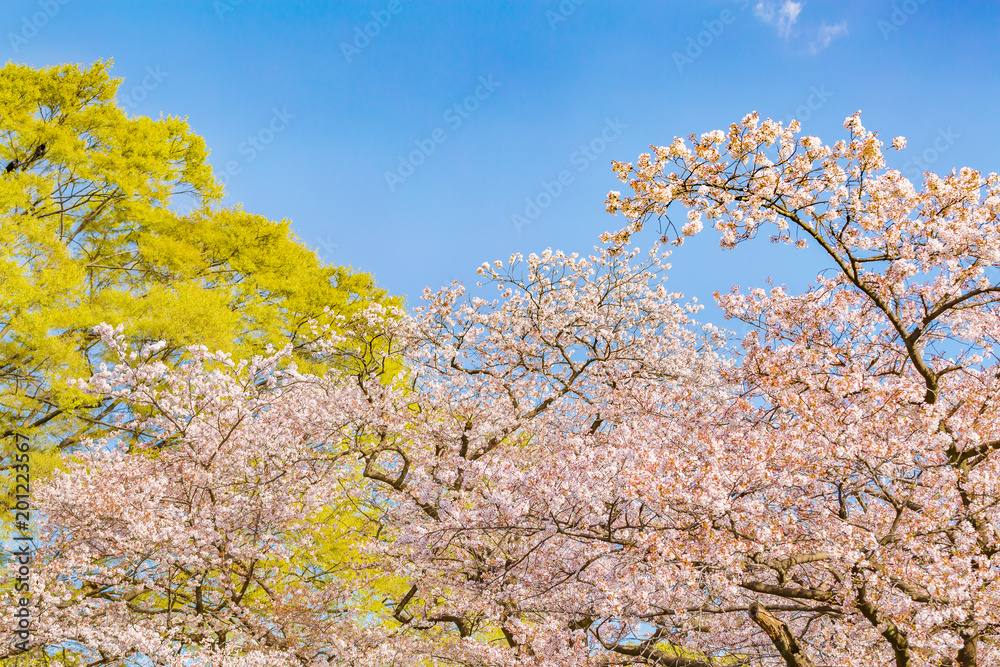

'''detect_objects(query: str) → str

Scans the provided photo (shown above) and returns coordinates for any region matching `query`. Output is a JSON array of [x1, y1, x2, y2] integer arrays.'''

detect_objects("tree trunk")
[[956, 630, 977, 667], [747, 603, 817, 667]]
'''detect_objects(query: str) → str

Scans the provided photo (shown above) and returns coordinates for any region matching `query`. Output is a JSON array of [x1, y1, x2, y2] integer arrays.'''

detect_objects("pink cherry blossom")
[[8, 114, 1000, 667]]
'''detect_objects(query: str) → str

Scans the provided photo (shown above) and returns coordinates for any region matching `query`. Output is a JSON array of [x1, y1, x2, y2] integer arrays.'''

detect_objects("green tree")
[[0, 59, 395, 508]]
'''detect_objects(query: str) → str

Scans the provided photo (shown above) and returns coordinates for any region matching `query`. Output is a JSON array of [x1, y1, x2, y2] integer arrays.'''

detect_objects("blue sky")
[[4, 0, 999, 332]]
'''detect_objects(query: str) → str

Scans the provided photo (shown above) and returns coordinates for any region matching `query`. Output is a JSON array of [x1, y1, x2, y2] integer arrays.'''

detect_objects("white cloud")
[[753, 2, 848, 53], [754, 0, 803, 38], [809, 21, 848, 53]]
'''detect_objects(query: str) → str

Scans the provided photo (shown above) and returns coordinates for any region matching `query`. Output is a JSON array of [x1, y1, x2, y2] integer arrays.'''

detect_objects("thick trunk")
[[857, 583, 912, 667], [747, 602, 817, 667], [956, 631, 977, 667]]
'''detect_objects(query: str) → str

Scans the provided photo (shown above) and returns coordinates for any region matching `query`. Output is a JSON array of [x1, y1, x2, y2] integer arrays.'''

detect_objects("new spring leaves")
[[14, 113, 1000, 667]]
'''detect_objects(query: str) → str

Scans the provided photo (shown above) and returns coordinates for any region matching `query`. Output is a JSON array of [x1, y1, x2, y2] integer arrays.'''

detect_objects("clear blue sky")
[[5, 0, 998, 332]]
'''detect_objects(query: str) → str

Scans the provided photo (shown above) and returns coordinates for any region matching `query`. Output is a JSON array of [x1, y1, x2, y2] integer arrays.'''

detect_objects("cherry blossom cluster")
[[6, 114, 1000, 667]]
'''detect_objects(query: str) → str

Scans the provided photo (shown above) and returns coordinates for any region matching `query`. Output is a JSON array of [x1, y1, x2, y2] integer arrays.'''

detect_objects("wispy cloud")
[[809, 21, 848, 53], [754, 0, 803, 38], [753, 2, 847, 53]]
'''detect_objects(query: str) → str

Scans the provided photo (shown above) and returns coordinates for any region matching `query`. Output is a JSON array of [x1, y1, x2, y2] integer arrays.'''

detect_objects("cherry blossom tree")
[[4, 246, 727, 666], [9, 113, 1000, 667], [594, 112, 1000, 665], [335, 245, 730, 666], [344, 114, 1000, 667], [0, 325, 419, 666]]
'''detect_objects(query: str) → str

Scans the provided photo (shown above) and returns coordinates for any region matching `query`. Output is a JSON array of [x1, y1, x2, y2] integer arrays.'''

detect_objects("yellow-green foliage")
[[0, 646, 82, 666], [0, 60, 397, 510]]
